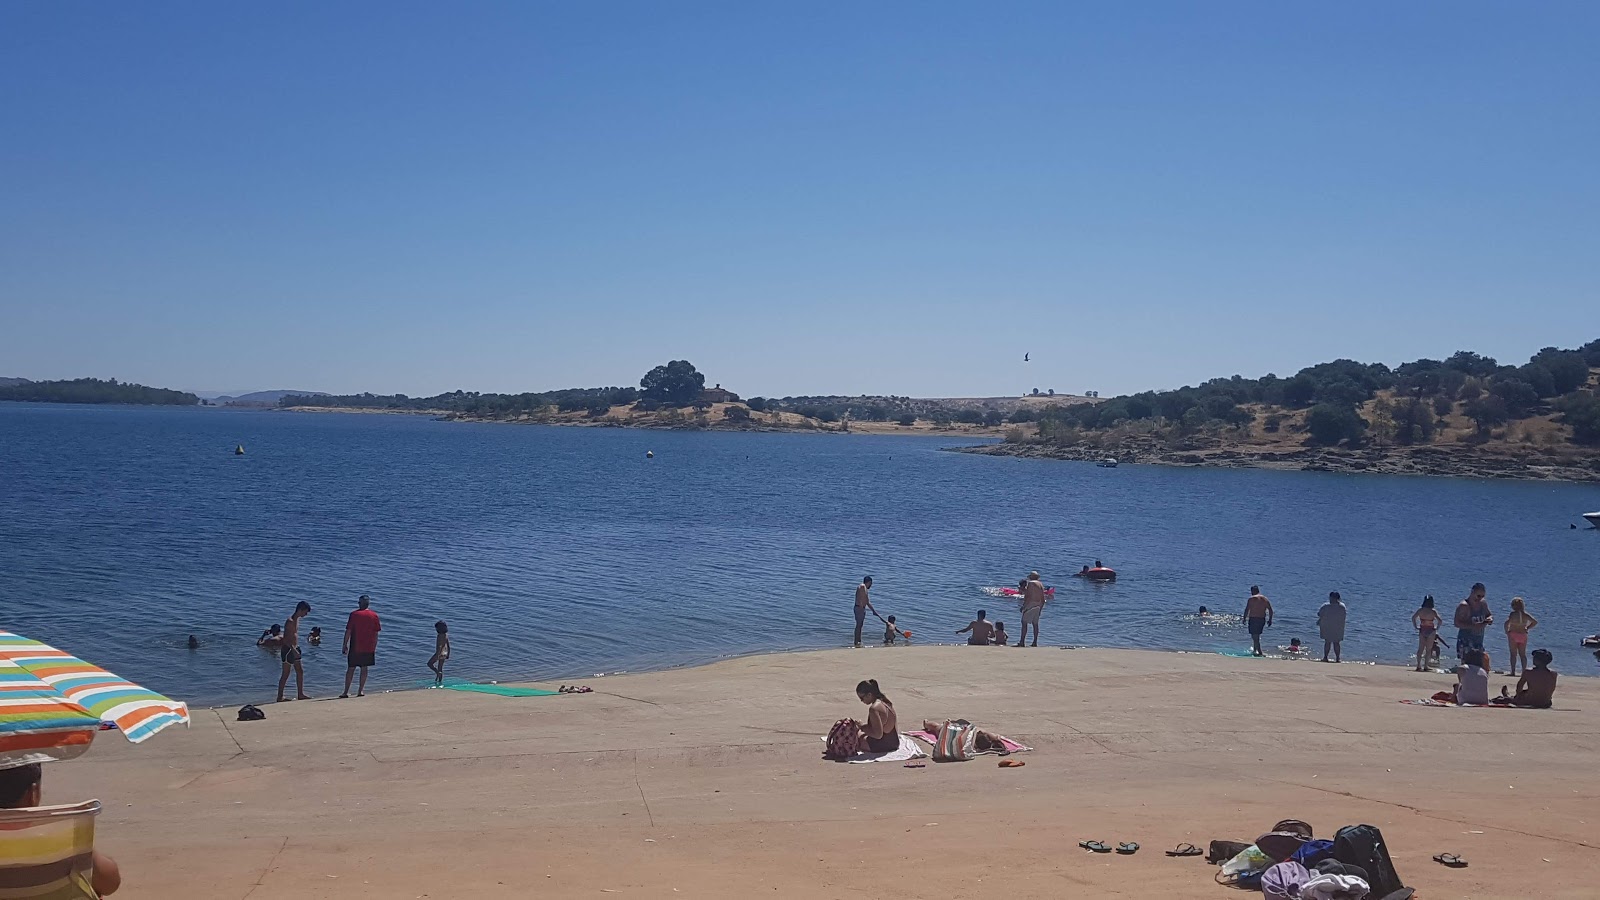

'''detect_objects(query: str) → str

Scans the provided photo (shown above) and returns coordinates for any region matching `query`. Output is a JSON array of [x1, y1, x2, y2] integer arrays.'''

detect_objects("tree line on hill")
[[1020, 339, 1600, 448], [0, 377, 199, 406]]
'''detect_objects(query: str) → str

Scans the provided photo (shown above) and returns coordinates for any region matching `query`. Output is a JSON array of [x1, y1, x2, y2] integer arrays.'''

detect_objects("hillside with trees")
[[970, 339, 1600, 481], [0, 377, 198, 406]]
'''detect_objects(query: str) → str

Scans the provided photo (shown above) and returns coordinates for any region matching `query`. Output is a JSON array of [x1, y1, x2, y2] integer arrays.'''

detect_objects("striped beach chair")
[[0, 800, 102, 899]]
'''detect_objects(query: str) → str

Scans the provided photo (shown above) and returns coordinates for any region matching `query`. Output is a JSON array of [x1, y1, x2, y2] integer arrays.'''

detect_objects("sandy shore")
[[57, 647, 1600, 899]]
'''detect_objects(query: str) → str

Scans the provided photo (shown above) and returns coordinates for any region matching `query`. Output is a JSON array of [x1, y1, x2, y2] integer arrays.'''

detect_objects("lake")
[[3, 402, 1598, 706]]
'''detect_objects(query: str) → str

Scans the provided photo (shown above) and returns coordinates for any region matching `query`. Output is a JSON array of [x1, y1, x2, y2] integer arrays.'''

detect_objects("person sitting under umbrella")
[[0, 764, 121, 896]]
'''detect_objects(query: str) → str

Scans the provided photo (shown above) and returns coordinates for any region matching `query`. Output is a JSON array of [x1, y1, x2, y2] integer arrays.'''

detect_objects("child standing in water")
[[1504, 597, 1538, 676], [882, 615, 899, 646], [427, 620, 451, 685], [1412, 595, 1442, 672]]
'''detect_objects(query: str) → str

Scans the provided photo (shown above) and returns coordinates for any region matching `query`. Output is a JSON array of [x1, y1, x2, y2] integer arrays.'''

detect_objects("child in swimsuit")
[[427, 620, 451, 685], [992, 621, 1009, 645], [1412, 596, 1442, 672], [883, 615, 899, 646], [1504, 597, 1538, 676]]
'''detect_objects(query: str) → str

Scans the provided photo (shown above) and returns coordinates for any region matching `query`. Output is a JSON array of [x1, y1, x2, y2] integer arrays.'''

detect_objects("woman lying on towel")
[[855, 679, 899, 752], [923, 719, 1009, 753]]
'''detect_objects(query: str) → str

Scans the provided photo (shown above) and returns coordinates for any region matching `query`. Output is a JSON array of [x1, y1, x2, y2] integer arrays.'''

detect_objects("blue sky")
[[2, 2, 1597, 399]]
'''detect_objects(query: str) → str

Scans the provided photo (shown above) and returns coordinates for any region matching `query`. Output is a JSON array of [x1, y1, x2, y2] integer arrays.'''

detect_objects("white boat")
[[1097, 458, 1118, 468], [1585, 512, 1600, 529]]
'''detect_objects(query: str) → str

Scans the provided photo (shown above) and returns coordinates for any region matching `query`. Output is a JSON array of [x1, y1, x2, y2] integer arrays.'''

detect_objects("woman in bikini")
[[1412, 595, 1442, 672], [855, 679, 899, 753], [1504, 597, 1538, 676]]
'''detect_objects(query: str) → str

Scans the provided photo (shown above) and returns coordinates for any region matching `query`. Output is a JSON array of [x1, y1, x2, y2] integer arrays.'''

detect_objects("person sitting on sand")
[[957, 609, 995, 646], [1454, 648, 1491, 705], [855, 679, 898, 753], [1496, 648, 1557, 708], [257, 624, 282, 648], [1504, 597, 1538, 676], [992, 621, 1009, 645], [0, 764, 121, 896], [308, 626, 323, 646]]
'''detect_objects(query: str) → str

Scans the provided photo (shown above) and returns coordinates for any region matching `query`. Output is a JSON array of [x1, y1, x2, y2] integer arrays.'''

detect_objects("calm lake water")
[[4, 403, 1599, 705]]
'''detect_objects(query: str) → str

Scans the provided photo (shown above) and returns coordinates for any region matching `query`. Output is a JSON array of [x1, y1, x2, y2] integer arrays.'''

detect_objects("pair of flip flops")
[[1165, 843, 1204, 857], [1080, 841, 1139, 855], [557, 685, 592, 693], [1434, 853, 1469, 868]]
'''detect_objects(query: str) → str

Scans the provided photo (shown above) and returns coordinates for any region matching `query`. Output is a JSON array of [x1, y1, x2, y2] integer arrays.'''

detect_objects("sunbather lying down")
[[923, 720, 1008, 753]]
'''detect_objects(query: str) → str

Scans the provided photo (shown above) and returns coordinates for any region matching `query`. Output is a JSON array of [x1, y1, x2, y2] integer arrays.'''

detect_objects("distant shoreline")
[[957, 439, 1600, 483]]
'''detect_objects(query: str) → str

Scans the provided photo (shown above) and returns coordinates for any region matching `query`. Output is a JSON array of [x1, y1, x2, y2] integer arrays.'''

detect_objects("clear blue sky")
[[3, 2, 1597, 399]]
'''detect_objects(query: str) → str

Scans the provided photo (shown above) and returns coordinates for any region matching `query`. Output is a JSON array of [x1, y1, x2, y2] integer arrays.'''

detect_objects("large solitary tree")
[[640, 360, 706, 406]]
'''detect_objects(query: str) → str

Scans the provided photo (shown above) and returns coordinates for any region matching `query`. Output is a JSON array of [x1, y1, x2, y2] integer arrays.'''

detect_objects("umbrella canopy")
[[0, 630, 189, 769]]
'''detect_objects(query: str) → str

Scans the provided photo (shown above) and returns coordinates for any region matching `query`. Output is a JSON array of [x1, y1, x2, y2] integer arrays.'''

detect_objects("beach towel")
[[440, 683, 561, 697], [907, 730, 1032, 755], [1398, 698, 1535, 709], [1299, 872, 1371, 900], [819, 732, 926, 764]]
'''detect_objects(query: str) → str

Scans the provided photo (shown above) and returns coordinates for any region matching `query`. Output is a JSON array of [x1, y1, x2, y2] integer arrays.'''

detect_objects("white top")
[[1455, 665, 1490, 705]]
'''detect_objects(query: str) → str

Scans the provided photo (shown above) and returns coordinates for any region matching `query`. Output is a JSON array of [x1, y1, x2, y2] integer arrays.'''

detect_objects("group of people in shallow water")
[[246, 596, 453, 701]]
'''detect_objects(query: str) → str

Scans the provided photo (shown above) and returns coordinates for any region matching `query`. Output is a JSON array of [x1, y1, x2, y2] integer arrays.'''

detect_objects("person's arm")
[[1266, 599, 1274, 627], [956, 622, 972, 634], [1525, 613, 1538, 630], [341, 616, 351, 655], [92, 850, 121, 896], [1516, 671, 1530, 694]]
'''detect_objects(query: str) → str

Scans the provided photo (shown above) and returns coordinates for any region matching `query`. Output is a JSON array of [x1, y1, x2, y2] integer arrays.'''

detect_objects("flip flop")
[[1079, 841, 1112, 853], [1166, 843, 1203, 857], [1434, 853, 1468, 868], [998, 759, 1025, 768], [903, 759, 926, 769], [1116, 842, 1140, 855]]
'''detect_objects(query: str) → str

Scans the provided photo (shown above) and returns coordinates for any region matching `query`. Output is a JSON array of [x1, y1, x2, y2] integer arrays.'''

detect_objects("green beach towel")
[[439, 683, 561, 697]]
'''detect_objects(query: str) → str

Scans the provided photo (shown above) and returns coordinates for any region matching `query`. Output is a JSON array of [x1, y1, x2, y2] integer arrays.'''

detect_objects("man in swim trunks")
[[276, 600, 312, 703], [1244, 586, 1273, 657], [853, 576, 876, 648], [341, 594, 381, 699], [1017, 571, 1047, 647], [1497, 648, 1557, 708], [1454, 582, 1492, 662]]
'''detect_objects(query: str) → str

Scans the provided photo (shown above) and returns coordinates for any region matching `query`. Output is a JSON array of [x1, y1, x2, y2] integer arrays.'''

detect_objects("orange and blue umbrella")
[[0, 629, 188, 768]]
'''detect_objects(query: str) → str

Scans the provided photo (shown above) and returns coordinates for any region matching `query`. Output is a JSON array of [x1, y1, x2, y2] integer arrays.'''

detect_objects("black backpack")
[[237, 704, 266, 722], [1332, 824, 1404, 896]]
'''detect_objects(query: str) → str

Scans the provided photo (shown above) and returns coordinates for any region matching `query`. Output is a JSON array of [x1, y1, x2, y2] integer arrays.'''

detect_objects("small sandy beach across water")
[[59, 647, 1600, 899]]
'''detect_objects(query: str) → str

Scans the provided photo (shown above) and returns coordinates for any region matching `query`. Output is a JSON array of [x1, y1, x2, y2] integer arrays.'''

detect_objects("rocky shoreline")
[[957, 438, 1600, 483]]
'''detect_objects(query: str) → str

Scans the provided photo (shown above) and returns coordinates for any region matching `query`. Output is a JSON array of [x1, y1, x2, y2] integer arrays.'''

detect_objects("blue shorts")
[[1248, 617, 1267, 636]]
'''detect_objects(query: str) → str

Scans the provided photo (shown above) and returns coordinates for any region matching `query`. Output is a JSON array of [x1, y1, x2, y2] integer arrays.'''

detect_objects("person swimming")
[[1198, 606, 1210, 616], [186, 635, 199, 650], [1286, 638, 1304, 653], [257, 624, 283, 648], [308, 626, 323, 646]]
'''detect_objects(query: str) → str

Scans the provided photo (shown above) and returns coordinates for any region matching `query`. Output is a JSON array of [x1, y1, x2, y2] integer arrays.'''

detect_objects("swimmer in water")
[[186, 635, 199, 650], [1198, 606, 1210, 616], [308, 626, 323, 646], [257, 624, 283, 649], [1285, 638, 1304, 653]]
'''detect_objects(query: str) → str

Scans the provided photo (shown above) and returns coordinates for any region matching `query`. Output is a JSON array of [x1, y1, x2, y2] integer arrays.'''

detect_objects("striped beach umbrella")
[[0, 630, 189, 769]]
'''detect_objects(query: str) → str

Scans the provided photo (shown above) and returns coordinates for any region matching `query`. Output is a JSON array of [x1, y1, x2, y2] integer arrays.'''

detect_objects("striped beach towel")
[[0, 801, 102, 899]]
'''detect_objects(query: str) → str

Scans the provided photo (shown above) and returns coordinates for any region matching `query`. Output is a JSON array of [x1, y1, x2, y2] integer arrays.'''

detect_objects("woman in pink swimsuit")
[[1504, 597, 1538, 676]]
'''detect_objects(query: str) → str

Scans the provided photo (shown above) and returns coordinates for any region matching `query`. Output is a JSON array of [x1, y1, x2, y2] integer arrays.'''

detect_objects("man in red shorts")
[[341, 594, 382, 698]]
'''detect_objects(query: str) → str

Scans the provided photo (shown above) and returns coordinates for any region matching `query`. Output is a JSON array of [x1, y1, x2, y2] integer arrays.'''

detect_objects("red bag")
[[824, 718, 862, 760]]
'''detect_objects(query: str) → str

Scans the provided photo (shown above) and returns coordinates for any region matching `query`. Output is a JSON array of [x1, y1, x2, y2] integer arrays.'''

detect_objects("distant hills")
[[0, 377, 30, 387], [0, 377, 198, 406], [209, 389, 327, 406]]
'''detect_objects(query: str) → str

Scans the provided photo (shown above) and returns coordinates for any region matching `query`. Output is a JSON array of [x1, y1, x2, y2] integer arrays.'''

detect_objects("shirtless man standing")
[[276, 600, 313, 702], [1017, 571, 1047, 647], [853, 576, 876, 648], [1244, 586, 1274, 657]]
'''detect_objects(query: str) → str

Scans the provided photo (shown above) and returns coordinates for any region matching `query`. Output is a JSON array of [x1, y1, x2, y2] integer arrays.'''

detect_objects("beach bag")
[[824, 719, 861, 760], [1332, 824, 1404, 896], [1293, 839, 1337, 867], [1256, 830, 1311, 862], [237, 704, 265, 722], [1262, 860, 1311, 900], [1214, 844, 1272, 888], [933, 721, 978, 762], [1207, 839, 1250, 864]]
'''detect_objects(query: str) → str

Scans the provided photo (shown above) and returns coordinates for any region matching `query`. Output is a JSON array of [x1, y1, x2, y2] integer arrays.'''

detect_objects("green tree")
[[723, 405, 752, 423], [1557, 392, 1600, 445], [1304, 403, 1366, 446], [1393, 397, 1437, 445], [746, 397, 768, 412], [897, 413, 917, 426], [1464, 395, 1509, 436], [639, 360, 706, 405]]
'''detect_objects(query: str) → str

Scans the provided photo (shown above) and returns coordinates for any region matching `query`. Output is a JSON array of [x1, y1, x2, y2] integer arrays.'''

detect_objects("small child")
[[1285, 638, 1304, 653], [307, 626, 323, 646], [882, 615, 899, 646], [427, 620, 451, 685], [992, 621, 1009, 645]]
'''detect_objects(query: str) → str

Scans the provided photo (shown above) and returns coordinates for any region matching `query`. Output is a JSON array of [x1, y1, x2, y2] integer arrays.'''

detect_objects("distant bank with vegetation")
[[279, 359, 1066, 435], [963, 339, 1600, 482], [0, 377, 199, 406]]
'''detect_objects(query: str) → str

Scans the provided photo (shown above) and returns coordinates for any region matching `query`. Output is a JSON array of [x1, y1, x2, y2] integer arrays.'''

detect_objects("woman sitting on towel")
[[855, 679, 899, 753]]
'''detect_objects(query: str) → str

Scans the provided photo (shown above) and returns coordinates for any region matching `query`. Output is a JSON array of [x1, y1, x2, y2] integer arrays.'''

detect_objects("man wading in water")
[[277, 600, 312, 702], [1244, 586, 1274, 657], [1016, 571, 1047, 647], [853, 576, 877, 648]]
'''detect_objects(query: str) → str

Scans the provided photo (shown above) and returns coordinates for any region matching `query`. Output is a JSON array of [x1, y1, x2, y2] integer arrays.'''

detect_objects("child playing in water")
[[308, 626, 323, 646], [1504, 597, 1538, 676], [992, 621, 1009, 645], [1285, 638, 1304, 654], [883, 615, 900, 646], [426, 620, 451, 685]]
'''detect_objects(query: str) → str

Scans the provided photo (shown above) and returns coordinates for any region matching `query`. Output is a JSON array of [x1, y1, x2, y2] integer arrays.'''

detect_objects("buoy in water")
[[646, 450, 654, 458], [234, 444, 245, 456]]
